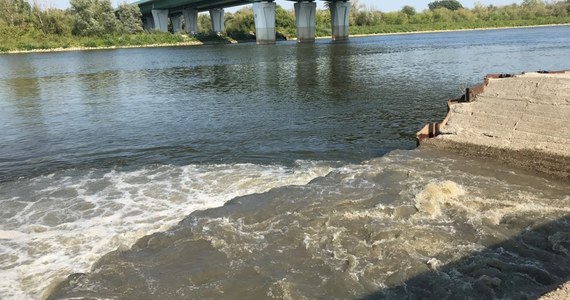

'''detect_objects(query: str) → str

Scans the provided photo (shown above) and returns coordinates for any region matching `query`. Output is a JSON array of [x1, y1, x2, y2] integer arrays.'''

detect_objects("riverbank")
[[418, 71, 570, 180], [348, 22, 570, 38], [2, 23, 569, 54], [4, 41, 204, 54]]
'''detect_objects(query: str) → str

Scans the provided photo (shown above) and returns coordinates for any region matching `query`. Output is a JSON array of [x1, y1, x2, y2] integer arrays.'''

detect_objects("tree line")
[[348, 0, 569, 27], [0, 0, 143, 35], [1, 0, 569, 51], [222, 0, 569, 37], [0, 0, 189, 51]]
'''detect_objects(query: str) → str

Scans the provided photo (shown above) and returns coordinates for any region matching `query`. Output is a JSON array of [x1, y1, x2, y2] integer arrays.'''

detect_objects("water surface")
[[0, 26, 569, 299]]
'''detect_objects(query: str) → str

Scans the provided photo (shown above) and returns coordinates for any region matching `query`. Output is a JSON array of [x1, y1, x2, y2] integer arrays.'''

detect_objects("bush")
[[117, 3, 143, 34], [82, 40, 98, 47], [428, 0, 464, 11], [70, 0, 120, 36]]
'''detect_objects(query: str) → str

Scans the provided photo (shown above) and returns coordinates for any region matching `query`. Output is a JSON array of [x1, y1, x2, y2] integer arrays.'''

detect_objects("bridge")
[[133, 0, 351, 44]]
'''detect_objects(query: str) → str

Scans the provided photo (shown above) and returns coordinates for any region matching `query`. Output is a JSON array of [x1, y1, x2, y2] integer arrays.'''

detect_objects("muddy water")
[[48, 149, 570, 299], [1, 26, 569, 299]]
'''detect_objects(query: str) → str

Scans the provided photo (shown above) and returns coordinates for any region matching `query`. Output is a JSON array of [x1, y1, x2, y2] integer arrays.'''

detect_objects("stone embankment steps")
[[417, 71, 570, 180]]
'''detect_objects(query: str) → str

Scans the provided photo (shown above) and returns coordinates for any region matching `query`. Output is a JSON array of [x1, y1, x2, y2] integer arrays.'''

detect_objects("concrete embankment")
[[417, 71, 570, 180]]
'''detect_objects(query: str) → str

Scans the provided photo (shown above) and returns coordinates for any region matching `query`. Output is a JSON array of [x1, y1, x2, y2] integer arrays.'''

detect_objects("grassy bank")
[[0, 27, 194, 52], [2, 19, 569, 53], [1, 0, 569, 53]]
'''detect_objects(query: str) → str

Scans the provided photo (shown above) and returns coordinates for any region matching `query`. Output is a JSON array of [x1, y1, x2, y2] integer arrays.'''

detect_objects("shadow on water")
[[362, 214, 570, 300], [192, 33, 289, 44], [192, 33, 234, 44]]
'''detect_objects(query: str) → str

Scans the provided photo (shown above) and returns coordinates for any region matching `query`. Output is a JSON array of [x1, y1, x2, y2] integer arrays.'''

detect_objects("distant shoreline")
[[4, 23, 569, 54], [4, 41, 204, 55], [345, 23, 570, 39]]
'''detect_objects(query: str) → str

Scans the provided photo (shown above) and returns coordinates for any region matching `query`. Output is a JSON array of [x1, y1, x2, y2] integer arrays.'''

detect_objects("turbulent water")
[[1, 26, 569, 299], [46, 149, 570, 299]]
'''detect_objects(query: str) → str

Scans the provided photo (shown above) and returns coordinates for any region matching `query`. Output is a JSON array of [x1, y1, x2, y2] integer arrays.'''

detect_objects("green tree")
[[349, 0, 364, 25], [33, 7, 73, 35], [522, 0, 544, 7], [117, 3, 143, 34], [275, 5, 294, 32], [315, 8, 330, 35], [225, 7, 254, 34], [401, 5, 417, 16], [452, 8, 477, 22], [382, 11, 408, 25], [350, 0, 364, 13], [520, 0, 548, 18], [428, 0, 464, 11], [0, 0, 32, 26], [550, 0, 570, 15], [198, 13, 211, 33], [69, 0, 120, 36]]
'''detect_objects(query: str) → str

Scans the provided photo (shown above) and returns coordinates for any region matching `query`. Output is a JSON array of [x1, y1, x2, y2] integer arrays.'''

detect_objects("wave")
[[0, 161, 333, 299], [43, 149, 570, 299]]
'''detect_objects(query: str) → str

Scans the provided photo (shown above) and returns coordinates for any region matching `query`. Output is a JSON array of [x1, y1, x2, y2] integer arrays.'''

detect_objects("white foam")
[[0, 230, 26, 240], [414, 180, 466, 218], [0, 161, 333, 300]]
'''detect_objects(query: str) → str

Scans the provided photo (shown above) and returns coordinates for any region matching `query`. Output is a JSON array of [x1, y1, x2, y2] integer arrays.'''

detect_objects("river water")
[[1, 26, 569, 299]]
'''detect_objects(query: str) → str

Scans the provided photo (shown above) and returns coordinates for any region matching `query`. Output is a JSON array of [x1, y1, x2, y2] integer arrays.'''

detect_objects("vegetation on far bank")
[[228, 0, 570, 37], [1, 0, 569, 52]]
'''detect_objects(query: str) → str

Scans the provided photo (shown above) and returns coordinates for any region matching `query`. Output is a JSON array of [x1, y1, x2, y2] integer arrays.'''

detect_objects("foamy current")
[[0, 161, 333, 299], [45, 149, 570, 299]]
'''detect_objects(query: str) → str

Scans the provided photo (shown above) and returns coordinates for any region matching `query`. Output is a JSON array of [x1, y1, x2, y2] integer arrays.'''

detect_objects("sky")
[[47, 0, 523, 12]]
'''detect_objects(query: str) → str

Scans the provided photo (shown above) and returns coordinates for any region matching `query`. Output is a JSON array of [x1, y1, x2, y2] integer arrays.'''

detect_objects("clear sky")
[[46, 0, 523, 12]]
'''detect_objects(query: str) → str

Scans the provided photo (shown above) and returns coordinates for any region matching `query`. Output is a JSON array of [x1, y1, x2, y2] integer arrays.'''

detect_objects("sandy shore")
[[3, 23, 569, 54]]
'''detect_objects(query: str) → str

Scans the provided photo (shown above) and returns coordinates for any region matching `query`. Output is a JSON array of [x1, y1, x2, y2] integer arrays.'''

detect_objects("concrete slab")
[[417, 71, 570, 179]]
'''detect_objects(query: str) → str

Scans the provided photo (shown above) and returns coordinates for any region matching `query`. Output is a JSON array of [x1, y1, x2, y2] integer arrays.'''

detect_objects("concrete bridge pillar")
[[253, 1, 276, 45], [151, 9, 169, 32], [294, 1, 316, 43], [330, 1, 350, 41], [182, 8, 198, 35], [209, 8, 225, 34], [171, 15, 182, 33]]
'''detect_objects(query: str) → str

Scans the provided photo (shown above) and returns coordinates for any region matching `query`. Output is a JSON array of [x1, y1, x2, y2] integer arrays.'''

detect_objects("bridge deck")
[[134, 0, 324, 15], [135, 0, 254, 14]]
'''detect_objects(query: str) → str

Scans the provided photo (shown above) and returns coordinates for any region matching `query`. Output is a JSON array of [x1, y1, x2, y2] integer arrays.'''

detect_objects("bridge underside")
[[136, 0, 351, 44], [137, 0, 249, 15]]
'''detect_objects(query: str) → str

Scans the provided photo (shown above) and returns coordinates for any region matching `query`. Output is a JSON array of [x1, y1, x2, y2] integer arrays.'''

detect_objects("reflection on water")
[[2, 58, 41, 118], [1, 27, 569, 181]]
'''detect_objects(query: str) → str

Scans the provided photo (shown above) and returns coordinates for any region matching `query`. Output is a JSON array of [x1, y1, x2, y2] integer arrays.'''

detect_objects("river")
[[1, 26, 569, 299]]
